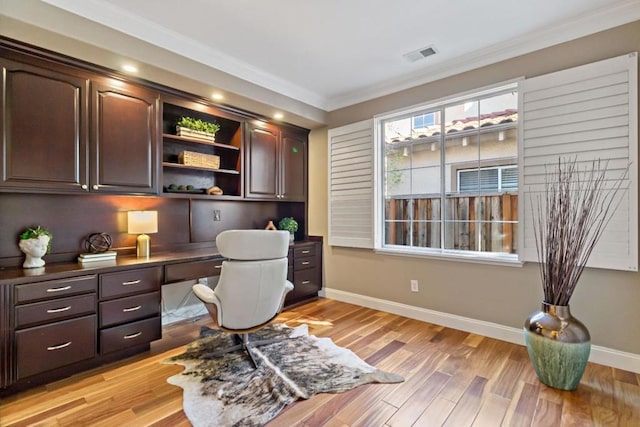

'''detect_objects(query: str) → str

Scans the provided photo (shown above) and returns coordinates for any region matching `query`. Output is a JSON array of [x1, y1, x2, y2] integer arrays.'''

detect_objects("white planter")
[[19, 235, 50, 268]]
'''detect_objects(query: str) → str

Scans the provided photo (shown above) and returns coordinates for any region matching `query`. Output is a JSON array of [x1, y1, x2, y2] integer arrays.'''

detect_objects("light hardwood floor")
[[1, 298, 639, 426]]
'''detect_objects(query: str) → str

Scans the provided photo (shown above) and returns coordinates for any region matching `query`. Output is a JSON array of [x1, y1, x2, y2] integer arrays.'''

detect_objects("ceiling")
[[4, 0, 640, 114]]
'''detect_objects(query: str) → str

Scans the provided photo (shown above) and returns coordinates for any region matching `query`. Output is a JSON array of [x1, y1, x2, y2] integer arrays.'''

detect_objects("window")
[[330, 54, 635, 270], [378, 84, 518, 257], [412, 112, 436, 129], [458, 165, 518, 193]]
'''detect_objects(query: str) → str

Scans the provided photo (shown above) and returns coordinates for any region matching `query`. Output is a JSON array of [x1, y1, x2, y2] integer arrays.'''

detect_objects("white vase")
[[19, 235, 50, 268]]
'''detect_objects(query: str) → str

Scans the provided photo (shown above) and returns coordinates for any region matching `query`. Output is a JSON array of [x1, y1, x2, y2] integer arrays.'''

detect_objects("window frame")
[[374, 81, 522, 265]]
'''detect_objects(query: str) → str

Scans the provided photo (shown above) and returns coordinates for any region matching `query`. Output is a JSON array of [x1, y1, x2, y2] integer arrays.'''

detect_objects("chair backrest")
[[214, 230, 290, 329]]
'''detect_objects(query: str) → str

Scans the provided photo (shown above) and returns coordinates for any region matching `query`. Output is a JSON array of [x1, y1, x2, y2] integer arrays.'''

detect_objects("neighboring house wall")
[[312, 21, 640, 356]]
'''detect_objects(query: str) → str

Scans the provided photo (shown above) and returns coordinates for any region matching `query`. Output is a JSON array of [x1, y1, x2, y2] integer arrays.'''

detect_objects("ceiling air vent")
[[403, 45, 437, 63]]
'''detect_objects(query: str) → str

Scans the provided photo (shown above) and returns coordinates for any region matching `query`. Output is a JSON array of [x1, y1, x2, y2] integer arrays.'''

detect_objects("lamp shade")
[[127, 211, 158, 234]]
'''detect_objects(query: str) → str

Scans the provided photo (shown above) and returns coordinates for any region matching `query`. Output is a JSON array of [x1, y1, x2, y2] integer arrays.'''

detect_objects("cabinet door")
[[245, 122, 279, 199], [280, 130, 307, 201], [91, 81, 158, 194], [0, 58, 89, 192]]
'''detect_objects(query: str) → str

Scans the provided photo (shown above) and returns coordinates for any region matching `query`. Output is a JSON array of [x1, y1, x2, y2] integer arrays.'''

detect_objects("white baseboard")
[[320, 288, 640, 374]]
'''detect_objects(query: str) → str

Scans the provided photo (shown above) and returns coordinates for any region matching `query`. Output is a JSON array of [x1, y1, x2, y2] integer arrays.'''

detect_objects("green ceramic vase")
[[524, 302, 591, 391]]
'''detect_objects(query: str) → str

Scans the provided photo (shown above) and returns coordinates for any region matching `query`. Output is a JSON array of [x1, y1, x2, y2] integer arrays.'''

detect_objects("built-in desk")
[[0, 238, 322, 395]]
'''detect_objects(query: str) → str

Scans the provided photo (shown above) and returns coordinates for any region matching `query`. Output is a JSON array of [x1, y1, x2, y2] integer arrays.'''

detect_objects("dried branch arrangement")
[[532, 158, 629, 306]]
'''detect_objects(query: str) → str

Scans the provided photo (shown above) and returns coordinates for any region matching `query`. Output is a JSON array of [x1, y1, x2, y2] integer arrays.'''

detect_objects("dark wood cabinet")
[[285, 241, 322, 306], [245, 122, 308, 201], [13, 275, 98, 380], [90, 80, 158, 194], [0, 58, 89, 192], [0, 54, 159, 195], [98, 266, 162, 355], [280, 129, 308, 201]]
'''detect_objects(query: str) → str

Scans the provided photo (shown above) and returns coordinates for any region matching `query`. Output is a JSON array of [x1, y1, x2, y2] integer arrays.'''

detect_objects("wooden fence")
[[385, 193, 517, 254]]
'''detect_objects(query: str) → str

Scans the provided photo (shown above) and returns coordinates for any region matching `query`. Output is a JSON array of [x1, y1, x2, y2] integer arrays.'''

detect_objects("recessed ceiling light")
[[273, 112, 284, 120], [212, 92, 224, 101], [122, 64, 138, 73]]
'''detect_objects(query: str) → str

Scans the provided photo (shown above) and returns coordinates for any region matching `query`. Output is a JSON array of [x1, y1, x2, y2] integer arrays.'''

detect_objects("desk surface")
[[0, 247, 223, 285]]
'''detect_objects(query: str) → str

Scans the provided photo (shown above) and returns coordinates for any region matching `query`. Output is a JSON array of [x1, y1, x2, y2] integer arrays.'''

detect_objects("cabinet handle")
[[301, 250, 310, 254], [301, 261, 310, 265], [81, 184, 88, 190], [215, 265, 223, 269], [301, 280, 311, 285], [47, 341, 72, 351], [122, 305, 142, 312], [46, 286, 71, 293], [122, 279, 141, 286], [124, 332, 142, 340], [92, 184, 99, 190], [46, 306, 71, 313]]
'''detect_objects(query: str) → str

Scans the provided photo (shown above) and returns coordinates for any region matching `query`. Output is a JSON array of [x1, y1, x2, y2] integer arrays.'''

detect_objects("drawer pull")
[[301, 250, 310, 254], [46, 286, 71, 293], [47, 341, 72, 351], [215, 265, 223, 269], [301, 280, 311, 285], [122, 305, 142, 312], [122, 279, 141, 286], [46, 306, 71, 314], [124, 332, 142, 340], [301, 261, 311, 265]]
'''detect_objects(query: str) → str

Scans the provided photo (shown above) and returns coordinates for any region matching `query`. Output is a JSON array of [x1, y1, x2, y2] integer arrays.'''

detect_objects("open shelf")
[[162, 134, 240, 151], [161, 99, 243, 197], [162, 162, 240, 175]]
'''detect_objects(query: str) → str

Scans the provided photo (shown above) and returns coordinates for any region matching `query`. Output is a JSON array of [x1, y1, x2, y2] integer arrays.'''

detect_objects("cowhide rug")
[[163, 323, 404, 426]]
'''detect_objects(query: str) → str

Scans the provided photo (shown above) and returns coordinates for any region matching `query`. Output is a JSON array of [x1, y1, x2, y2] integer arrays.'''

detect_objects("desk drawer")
[[294, 256, 316, 270], [100, 316, 161, 354], [100, 291, 160, 327], [164, 258, 223, 284], [15, 275, 97, 304], [294, 245, 316, 259], [16, 315, 96, 379], [16, 293, 96, 329], [100, 267, 161, 300]]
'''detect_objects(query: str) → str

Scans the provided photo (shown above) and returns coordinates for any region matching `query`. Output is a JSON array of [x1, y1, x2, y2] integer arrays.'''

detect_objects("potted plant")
[[524, 157, 628, 390], [176, 116, 220, 142], [18, 226, 53, 268], [278, 217, 298, 244]]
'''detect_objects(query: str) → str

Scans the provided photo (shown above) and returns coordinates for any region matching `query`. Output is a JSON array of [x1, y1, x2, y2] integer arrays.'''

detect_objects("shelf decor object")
[[18, 226, 52, 268], [176, 116, 220, 142], [127, 211, 158, 258], [278, 217, 298, 244], [178, 151, 220, 170]]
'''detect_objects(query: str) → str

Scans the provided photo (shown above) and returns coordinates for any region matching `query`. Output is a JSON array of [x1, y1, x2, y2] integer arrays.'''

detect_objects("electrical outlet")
[[410, 279, 419, 292], [213, 209, 221, 221]]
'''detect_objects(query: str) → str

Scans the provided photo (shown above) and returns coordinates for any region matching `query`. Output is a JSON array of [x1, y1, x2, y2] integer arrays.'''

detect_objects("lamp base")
[[137, 233, 150, 258]]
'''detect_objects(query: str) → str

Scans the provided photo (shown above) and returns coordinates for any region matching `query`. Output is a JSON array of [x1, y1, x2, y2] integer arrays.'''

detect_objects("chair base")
[[202, 332, 286, 368]]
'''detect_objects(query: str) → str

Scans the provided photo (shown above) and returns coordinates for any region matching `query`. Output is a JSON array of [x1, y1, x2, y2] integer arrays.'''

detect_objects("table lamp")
[[127, 210, 158, 258]]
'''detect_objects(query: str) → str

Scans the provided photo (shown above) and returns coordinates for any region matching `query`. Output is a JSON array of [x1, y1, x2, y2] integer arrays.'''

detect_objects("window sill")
[[375, 246, 524, 267]]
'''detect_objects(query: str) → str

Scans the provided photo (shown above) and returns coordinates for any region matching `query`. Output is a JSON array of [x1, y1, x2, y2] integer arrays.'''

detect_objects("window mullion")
[[439, 107, 446, 251]]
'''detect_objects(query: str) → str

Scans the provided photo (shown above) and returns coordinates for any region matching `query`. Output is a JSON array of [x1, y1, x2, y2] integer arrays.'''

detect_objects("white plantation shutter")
[[520, 53, 638, 271], [328, 119, 374, 248]]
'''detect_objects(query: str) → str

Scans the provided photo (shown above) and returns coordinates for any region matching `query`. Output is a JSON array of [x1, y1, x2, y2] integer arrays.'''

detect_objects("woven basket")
[[179, 151, 220, 169], [176, 126, 216, 142]]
